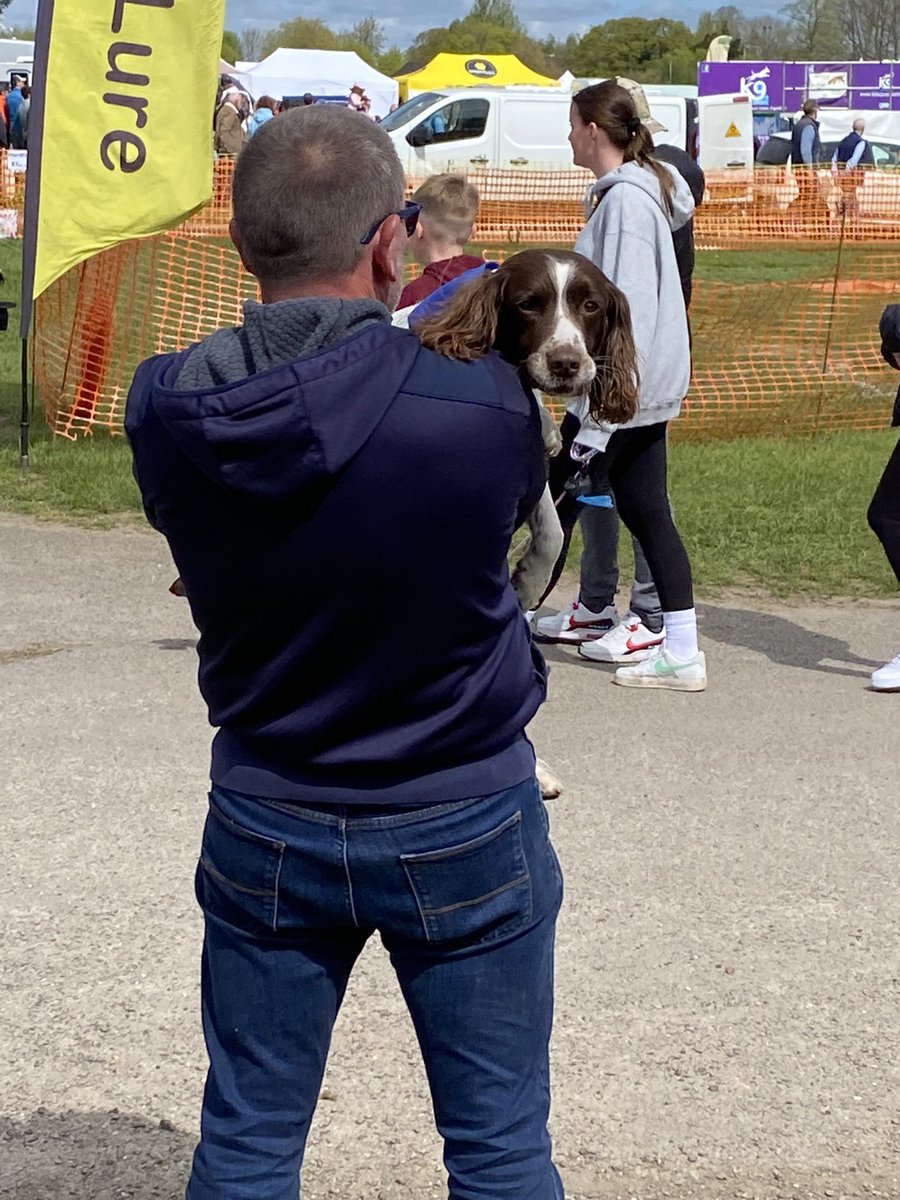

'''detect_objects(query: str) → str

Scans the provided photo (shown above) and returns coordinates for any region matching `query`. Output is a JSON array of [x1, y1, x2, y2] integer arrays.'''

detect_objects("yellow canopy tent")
[[396, 53, 559, 102]]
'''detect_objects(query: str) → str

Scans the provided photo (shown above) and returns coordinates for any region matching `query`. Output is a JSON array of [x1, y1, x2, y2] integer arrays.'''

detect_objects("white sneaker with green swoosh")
[[614, 646, 707, 691]]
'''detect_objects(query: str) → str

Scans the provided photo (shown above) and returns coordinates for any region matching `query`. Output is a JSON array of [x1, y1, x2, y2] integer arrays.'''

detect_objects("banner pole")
[[19, 336, 30, 467], [19, 0, 54, 342]]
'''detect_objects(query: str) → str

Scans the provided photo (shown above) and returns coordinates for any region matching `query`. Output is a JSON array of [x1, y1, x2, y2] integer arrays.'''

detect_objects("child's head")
[[410, 175, 479, 265]]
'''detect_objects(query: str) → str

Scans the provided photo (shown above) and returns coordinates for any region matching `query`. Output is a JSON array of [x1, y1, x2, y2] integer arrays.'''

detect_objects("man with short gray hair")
[[125, 106, 563, 1200], [832, 116, 874, 225]]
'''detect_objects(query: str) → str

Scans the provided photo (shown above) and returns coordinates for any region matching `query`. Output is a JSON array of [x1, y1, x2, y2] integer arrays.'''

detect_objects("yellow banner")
[[31, 0, 226, 300]]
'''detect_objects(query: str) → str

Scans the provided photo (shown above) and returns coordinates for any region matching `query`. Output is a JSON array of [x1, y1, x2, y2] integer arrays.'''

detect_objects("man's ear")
[[229, 218, 257, 278], [371, 214, 406, 285]]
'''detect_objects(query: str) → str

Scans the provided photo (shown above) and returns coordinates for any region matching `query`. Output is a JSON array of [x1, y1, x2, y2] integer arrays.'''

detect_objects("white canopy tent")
[[242, 49, 399, 118]]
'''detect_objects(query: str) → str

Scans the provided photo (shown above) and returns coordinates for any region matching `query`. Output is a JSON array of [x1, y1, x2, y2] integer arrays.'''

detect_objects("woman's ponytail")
[[623, 124, 675, 215]]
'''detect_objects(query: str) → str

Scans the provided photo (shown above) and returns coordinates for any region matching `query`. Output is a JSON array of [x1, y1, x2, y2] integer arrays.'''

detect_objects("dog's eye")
[[516, 296, 542, 313], [582, 299, 601, 314]]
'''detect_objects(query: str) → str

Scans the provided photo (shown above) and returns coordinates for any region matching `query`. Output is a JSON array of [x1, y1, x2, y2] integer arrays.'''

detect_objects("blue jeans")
[[186, 777, 565, 1200], [579, 500, 663, 633]]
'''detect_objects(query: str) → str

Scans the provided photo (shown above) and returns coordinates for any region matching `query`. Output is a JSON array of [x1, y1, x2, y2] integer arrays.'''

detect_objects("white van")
[[380, 87, 753, 175], [0, 38, 35, 87]]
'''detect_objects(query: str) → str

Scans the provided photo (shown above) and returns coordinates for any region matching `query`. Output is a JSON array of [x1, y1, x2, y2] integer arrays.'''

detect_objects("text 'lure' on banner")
[[22, 0, 227, 335]]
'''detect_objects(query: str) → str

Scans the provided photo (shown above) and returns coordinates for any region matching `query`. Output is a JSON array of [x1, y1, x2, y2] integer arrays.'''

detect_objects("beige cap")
[[615, 76, 667, 135]]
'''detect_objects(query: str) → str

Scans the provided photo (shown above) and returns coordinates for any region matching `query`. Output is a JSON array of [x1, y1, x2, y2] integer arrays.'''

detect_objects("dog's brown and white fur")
[[416, 248, 638, 613], [416, 249, 639, 799]]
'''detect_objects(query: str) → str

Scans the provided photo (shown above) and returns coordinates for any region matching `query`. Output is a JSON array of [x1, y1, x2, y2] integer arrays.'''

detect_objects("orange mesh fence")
[[26, 156, 900, 441]]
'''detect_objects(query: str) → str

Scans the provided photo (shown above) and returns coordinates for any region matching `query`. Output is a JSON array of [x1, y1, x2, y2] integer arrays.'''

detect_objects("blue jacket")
[[248, 108, 274, 137], [125, 323, 548, 804], [6, 87, 22, 125], [834, 130, 874, 168]]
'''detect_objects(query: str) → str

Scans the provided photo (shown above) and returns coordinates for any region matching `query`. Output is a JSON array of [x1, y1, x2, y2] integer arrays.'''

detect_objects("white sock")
[[662, 608, 699, 661]]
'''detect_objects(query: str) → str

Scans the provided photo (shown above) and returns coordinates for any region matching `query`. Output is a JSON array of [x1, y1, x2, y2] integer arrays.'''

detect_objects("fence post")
[[812, 203, 848, 437]]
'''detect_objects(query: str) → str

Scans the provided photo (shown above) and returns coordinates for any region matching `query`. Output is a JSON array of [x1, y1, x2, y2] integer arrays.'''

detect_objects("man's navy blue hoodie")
[[125, 301, 548, 806]]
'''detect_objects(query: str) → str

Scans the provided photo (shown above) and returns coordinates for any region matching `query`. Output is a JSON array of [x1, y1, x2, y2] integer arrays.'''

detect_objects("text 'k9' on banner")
[[21, 0, 227, 335]]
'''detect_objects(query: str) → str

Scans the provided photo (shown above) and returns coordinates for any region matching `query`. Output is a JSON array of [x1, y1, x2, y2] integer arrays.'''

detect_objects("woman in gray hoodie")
[[565, 79, 705, 692]]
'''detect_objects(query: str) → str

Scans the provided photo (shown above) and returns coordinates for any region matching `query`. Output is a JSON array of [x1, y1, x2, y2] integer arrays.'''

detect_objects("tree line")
[[223, 0, 900, 87]]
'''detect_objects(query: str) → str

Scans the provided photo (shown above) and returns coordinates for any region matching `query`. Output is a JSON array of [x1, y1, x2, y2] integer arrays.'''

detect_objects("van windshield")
[[380, 92, 446, 132]]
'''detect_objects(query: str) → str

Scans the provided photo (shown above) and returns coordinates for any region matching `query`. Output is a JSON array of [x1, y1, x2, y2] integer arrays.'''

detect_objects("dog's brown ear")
[[588, 284, 640, 425], [413, 271, 502, 362]]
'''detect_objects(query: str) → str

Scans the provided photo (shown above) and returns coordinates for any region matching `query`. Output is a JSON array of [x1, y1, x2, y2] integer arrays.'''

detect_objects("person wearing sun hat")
[[613, 76, 667, 135]]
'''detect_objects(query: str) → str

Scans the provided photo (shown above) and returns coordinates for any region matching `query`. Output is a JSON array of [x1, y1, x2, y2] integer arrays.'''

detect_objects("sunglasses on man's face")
[[359, 202, 421, 245]]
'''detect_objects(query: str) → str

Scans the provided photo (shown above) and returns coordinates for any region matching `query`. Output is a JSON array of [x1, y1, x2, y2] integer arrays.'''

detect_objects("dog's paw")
[[542, 425, 563, 458], [536, 758, 563, 800], [538, 404, 563, 458]]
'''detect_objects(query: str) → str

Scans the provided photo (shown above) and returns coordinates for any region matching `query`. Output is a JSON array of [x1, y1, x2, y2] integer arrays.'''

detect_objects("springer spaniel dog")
[[414, 248, 638, 613], [415, 249, 639, 800]]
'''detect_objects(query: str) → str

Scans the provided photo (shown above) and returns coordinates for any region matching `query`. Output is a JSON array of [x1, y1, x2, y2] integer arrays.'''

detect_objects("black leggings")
[[589, 423, 693, 613], [543, 417, 693, 612], [868, 436, 900, 582]]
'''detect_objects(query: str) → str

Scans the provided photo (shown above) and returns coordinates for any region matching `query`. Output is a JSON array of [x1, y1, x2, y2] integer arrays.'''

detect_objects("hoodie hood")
[[127, 310, 419, 505], [125, 301, 548, 805], [586, 160, 694, 232]]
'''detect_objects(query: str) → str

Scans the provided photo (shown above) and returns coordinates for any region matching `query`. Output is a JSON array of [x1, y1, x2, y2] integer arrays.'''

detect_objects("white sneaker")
[[871, 654, 900, 692], [614, 646, 707, 692], [578, 614, 665, 664], [534, 598, 619, 643]]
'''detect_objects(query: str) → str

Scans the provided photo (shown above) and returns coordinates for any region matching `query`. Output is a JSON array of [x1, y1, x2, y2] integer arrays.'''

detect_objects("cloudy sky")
[[2, 0, 783, 46]]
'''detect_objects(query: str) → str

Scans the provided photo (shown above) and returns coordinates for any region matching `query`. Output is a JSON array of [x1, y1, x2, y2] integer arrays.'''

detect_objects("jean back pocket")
[[401, 811, 532, 946], [197, 799, 286, 932]]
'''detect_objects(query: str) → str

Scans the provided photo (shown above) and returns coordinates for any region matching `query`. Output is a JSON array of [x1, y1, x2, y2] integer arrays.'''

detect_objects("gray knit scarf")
[[176, 296, 390, 390]]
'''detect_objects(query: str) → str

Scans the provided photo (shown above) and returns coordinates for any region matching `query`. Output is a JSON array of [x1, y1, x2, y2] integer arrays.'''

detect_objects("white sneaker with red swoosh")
[[578, 614, 665, 664], [534, 599, 619, 643]]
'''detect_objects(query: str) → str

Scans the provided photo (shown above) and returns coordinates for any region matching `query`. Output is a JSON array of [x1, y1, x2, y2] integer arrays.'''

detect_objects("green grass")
[[0, 241, 141, 522], [0, 238, 896, 598], [692, 246, 843, 284], [669, 431, 898, 598], [548, 431, 897, 600]]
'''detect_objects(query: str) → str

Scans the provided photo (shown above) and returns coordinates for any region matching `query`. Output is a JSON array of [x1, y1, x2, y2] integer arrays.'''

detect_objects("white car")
[[755, 131, 900, 170], [753, 132, 900, 216]]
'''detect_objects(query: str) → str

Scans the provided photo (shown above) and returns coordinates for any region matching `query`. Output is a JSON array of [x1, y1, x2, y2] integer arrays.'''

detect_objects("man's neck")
[[259, 277, 378, 305]]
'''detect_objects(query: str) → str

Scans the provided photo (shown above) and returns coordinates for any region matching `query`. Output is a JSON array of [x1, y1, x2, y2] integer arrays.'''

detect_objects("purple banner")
[[698, 61, 783, 107], [699, 61, 900, 111], [848, 62, 900, 108]]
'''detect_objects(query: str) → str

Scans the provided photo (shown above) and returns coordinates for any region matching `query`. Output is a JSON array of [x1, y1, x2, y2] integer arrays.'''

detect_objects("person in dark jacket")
[[10, 83, 29, 149], [648, 141, 705, 310], [831, 117, 874, 226], [790, 99, 824, 229], [126, 105, 563, 1200], [5, 77, 24, 132], [868, 303, 900, 691]]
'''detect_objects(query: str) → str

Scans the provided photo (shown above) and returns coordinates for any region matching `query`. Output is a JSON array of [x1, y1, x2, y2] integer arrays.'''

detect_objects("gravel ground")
[[1, 514, 898, 1200]]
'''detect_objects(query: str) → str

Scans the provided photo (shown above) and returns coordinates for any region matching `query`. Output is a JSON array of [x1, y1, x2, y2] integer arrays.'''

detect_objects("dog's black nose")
[[546, 349, 581, 380]]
